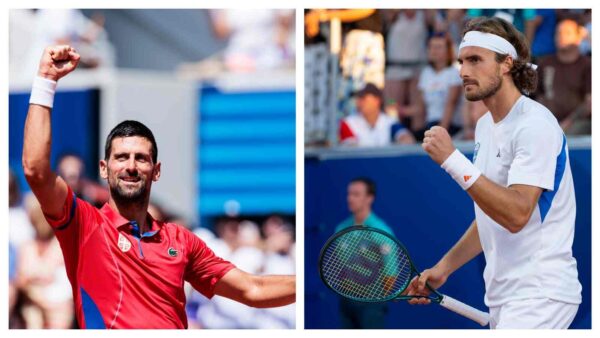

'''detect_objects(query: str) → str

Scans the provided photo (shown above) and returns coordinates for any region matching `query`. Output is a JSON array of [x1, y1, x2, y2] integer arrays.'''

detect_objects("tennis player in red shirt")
[[22, 45, 296, 329]]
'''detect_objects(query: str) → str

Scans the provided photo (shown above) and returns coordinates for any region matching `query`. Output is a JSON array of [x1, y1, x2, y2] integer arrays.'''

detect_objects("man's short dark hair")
[[355, 83, 383, 103], [350, 177, 376, 197], [104, 120, 158, 163]]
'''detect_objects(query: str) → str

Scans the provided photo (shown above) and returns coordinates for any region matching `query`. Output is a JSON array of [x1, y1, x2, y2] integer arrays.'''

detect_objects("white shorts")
[[489, 298, 579, 329]]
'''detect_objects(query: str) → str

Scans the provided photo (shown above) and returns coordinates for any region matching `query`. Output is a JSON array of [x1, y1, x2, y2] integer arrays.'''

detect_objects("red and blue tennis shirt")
[[44, 187, 235, 329]]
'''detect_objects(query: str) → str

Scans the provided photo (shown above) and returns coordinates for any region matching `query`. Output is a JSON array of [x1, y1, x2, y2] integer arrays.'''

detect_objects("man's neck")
[[108, 197, 150, 232], [483, 82, 522, 123], [353, 208, 371, 225], [557, 47, 580, 64]]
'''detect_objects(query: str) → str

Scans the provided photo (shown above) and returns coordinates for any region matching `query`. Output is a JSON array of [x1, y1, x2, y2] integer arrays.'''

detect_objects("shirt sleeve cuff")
[[507, 172, 554, 191], [44, 187, 77, 229], [203, 264, 237, 299]]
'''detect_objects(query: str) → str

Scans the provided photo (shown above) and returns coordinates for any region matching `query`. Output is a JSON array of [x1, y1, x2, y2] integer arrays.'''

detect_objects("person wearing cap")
[[339, 83, 415, 147], [535, 19, 591, 135], [406, 17, 581, 329]]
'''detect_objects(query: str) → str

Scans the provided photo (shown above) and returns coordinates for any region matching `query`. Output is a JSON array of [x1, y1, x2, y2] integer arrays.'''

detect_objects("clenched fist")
[[422, 126, 455, 165], [37, 45, 81, 82]]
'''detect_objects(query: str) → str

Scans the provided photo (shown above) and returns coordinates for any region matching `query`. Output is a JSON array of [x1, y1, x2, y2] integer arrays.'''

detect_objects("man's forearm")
[[467, 175, 538, 233], [247, 274, 296, 308], [22, 103, 53, 182], [437, 220, 482, 276]]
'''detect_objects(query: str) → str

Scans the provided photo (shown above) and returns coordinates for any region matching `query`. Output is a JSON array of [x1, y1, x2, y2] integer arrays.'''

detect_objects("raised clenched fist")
[[37, 45, 81, 82], [422, 126, 456, 165]]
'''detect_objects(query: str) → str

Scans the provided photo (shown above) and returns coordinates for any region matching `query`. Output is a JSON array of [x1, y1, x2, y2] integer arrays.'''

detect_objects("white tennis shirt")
[[473, 95, 582, 307]]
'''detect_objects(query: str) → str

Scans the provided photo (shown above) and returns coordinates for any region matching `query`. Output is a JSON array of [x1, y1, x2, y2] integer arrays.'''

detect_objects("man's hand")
[[422, 126, 456, 165], [37, 45, 81, 81], [404, 265, 449, 305]]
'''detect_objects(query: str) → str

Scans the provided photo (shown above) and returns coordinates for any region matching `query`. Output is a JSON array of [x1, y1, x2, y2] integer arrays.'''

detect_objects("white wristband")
[[441, 149, 482, 190], [29, 76, 57, 108]]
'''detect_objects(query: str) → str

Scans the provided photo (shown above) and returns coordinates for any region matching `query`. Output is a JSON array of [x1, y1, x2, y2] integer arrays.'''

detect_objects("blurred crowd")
[[10, 9, 295, 81], [9, 9, 116, 82], [304, 9, 591, 147], [9, 156, 296, 329]]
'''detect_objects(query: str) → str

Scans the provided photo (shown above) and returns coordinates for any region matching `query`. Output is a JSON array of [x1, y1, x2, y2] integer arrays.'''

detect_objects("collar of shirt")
[[100, 203, 162, 238]]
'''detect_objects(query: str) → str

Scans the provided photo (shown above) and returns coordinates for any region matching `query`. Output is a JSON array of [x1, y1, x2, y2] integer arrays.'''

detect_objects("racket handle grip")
[[439, 294, 490, 326]]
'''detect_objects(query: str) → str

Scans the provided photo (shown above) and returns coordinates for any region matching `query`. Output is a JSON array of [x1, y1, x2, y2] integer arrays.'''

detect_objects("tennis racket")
[[319, 226, 489, 326]]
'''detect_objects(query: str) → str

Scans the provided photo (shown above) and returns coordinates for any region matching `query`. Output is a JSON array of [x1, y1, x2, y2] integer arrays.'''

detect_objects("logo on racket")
[[337, 240, 383, 286]]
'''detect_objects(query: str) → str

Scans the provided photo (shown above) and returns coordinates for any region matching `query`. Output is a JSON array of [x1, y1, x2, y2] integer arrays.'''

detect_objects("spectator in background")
[[15, 196, 73, 329], [305, 9, 385, 90], [335, 177, 394, 329], [339, 83, 415, 146], [466, 9, 536, 33], [305, 9, 386, 117], [526, 9, 558, 61], [535, 19, 591, 135], [456, 100, 489, 141], [579, 10, 592, 56], [9, 169, 35, 249], [399, 32, 463, 141], [383, 9, 433, 128], [210, 9, 295, 72], [56, 153, 109, 208], [257, 217, 296, 328], [436, 9, 468, 54], [21, 9, 114, 80], [192, 217, 266, 329]]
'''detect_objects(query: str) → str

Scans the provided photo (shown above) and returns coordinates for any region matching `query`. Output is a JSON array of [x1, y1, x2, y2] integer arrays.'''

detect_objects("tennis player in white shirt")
[[405, 16, 582, 329]]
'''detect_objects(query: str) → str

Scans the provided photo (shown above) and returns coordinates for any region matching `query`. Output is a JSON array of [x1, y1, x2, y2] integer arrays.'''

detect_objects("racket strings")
[[321, 229, 413, 301]]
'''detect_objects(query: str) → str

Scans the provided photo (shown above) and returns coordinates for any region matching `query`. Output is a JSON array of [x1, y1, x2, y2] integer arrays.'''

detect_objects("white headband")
[[459, 31, 537, 70]]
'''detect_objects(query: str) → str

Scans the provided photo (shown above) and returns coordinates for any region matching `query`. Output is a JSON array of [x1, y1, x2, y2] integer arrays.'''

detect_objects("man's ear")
[[153, 162, 161, 182], [501, 56, 514, 76], [99, 159, 108, 179]]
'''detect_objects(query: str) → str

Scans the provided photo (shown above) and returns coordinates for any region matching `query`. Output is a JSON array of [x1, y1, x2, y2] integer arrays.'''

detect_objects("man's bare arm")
[[214, 268, 296, 308], [423, 126, 542, 234], [405, 220, 482, 304], [467, 178, 542, 233], [22, 46, 80, 219]]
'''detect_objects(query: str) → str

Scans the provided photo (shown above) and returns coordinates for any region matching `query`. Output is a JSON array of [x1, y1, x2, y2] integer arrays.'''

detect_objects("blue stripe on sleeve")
[[538, 135, 567, 223]]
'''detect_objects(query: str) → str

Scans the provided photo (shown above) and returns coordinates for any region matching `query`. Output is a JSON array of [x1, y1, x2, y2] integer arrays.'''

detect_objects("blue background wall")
[[305, 146, 591, 329], [9, 90, 100, 192], [198, 85, 296, 218]]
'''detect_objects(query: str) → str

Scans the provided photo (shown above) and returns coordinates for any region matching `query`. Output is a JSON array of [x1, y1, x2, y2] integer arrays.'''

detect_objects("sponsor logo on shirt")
[[168, 247, 178, 257], [118, 233, 132, 253]]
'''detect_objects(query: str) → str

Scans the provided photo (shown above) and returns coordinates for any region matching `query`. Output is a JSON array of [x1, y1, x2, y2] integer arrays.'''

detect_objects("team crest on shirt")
[[118, 233, 132, 253], [472, 142, 480, 163], [168, 247, 178, 257]]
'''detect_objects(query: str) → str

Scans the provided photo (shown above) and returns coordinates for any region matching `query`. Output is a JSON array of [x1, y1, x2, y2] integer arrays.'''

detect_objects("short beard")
[[108, 175, 149, 207], [465, 72, 503, 102]]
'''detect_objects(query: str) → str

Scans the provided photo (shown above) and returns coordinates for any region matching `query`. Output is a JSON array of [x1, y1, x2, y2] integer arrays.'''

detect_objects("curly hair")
[[463, 17, 537, 95]]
